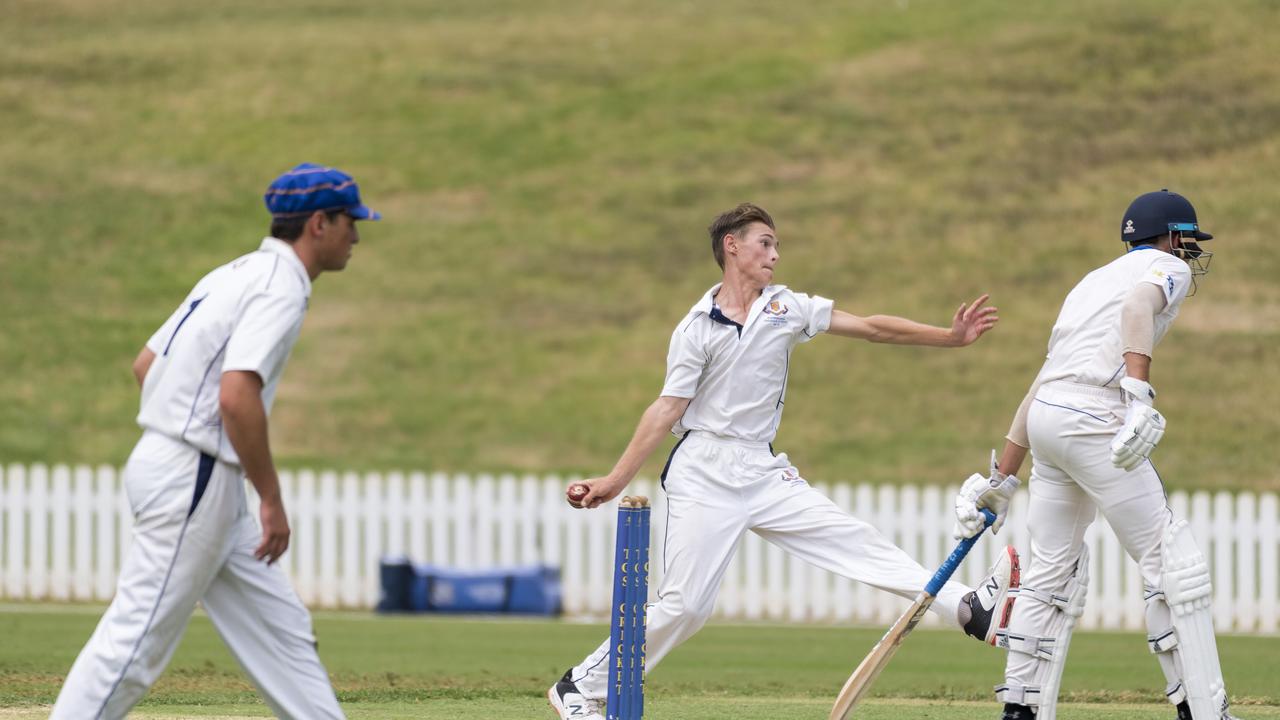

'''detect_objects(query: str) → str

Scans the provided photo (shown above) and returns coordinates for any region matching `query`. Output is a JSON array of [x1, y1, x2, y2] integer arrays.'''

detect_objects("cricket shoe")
[[1000, 703, 1035, 720], [1177, 699, 1241, 720], [548, 670, 605, 719], [962, 545, 1020, 645]]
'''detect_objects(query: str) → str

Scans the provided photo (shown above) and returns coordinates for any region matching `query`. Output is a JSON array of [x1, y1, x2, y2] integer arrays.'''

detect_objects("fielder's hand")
[[948, 294, 999, 347], [953, 450, 1020, 539], [1111, 377, 1165, 471], [255, 495, 291, 564]]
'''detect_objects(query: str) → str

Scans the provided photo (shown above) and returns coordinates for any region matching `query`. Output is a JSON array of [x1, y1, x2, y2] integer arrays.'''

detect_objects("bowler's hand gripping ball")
[[566, 482, 590, 508]]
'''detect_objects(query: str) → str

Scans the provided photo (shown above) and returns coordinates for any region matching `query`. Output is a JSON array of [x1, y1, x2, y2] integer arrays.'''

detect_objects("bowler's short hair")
[[708, 203, 775, 270]]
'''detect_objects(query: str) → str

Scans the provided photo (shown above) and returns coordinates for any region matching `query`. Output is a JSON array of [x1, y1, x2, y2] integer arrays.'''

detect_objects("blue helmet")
[[1120, 189, 1212, 245]]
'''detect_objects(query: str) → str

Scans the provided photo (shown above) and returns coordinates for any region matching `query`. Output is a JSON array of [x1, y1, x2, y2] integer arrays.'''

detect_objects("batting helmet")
[[1120, 189, 1212, 245]]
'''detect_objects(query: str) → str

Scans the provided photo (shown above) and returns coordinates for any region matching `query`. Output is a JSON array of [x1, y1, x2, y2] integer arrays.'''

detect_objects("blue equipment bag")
[[377, 558, 561, 616]]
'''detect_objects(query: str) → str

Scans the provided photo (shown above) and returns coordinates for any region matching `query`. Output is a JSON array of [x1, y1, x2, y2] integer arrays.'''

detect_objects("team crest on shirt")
[[763, 300, 790, 327]]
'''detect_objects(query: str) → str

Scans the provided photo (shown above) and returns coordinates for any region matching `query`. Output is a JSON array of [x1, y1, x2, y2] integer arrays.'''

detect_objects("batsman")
[[548, 203, 1019, 719], [953, 190, 1238, 720]]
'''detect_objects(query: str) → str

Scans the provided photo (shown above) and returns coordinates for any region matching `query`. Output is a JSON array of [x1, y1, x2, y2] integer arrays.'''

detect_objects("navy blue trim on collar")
[[709, 305, 743, 337]]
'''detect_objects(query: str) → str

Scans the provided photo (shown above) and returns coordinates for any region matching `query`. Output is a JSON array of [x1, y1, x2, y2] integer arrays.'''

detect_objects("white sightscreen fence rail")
[[1, 464, 1276, 632]]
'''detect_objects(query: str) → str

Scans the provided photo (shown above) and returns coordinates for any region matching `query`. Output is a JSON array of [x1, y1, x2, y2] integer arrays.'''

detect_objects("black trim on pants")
[[660, 431, 691, 490]]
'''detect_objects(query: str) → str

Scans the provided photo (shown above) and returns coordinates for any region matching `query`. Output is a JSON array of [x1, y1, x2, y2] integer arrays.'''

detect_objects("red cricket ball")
[[566, 482, 590, 508]]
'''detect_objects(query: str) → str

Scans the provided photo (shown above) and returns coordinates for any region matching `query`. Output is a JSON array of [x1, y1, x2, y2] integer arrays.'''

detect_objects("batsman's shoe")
[[1177, 699, 1241, 720], [548, 670, 605, 719], [1001, 703, 1035, 720], [962, 545, 1020, 645]]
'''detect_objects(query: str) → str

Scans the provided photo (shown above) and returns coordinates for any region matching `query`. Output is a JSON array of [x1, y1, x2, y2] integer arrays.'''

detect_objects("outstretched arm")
[[827, 294, 998, 347], [576, 395, 692, 509]]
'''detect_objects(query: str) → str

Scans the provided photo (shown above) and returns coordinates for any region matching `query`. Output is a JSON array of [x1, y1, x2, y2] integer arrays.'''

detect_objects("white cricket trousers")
[[1004, 380, 1176, 689], [51, 431, 344, 720], [569, 431, 971, 698]]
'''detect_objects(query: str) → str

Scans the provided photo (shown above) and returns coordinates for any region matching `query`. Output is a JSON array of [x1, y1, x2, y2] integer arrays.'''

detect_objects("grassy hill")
[[3, 0, 1277, 490]]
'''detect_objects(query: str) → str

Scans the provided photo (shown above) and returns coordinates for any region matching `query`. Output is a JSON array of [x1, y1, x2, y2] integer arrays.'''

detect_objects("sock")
[[957, 591, 974, 625]]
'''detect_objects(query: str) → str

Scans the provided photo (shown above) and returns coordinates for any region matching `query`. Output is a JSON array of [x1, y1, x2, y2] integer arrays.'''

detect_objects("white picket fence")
[[1, 463, 1277, 633]]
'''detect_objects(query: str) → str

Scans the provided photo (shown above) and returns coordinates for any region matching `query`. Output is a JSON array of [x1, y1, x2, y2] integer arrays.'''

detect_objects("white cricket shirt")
[[137, 237, 311, 465], [662, 283, 833, 442], [1037, 247, 1191, 388]]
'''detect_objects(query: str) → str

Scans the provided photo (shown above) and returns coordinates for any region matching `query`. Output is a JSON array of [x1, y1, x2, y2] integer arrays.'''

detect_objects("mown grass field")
[[1, 604, 1277, 719], [3, 0, 1279, 490]]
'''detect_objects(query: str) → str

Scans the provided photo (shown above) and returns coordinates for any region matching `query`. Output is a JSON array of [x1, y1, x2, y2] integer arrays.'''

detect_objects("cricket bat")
[[828, 508, 996, 720]]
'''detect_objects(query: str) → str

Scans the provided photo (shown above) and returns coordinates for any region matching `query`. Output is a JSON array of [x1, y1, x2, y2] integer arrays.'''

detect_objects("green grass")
[[2, 0, 1278, 490], [1, 605, 1277, 718]]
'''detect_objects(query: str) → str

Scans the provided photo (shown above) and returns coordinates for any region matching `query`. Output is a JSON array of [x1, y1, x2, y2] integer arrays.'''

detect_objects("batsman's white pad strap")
[[996, 545, 1089, 720], [1006, 586, 1083, 616], [1144, 583, 1190, 708], [1161, 520, 1231, 720], [995, 632, 1054, 661], [1147, 626, 1178, 653], [995, 683, 1040, 706], [1144, 584, 1178, 654]]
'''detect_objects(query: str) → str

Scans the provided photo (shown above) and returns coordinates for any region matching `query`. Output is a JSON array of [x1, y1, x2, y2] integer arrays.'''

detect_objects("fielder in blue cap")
[[50, 163, 381, 719], [263, 163, 381, 277]]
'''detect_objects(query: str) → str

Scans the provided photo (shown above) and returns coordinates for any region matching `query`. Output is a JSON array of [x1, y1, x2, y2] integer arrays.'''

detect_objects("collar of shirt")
[[690, 282, 788, 315], [260, 237, 312, 297], [692, 282, 789, 336]]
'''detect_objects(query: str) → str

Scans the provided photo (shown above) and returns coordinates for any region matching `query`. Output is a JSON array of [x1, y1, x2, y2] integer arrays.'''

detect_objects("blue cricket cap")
[[264, 163, 381, 220]]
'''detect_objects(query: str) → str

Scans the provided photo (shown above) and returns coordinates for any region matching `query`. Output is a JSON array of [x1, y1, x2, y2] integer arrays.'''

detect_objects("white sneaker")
[[962, 545, 1020, 645], [548, 670, 606, 719]]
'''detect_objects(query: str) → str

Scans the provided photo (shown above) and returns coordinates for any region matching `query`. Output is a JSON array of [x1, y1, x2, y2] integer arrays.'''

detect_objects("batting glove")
[[953, 450, 1020, 539], [1110, 377, 1166, 471]]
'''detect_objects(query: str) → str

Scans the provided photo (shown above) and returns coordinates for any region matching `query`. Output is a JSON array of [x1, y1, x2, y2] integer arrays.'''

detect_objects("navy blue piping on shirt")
[[1103, 363, 1126, 387], [1033, 398, 1107, 424], [263, 255, 280, 291], [180, 336, 230, 441], [163, 296, 206, 356], [97, 451, 216, 718], [769, 353, 791, 438], [660, 431, 692, 490]]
